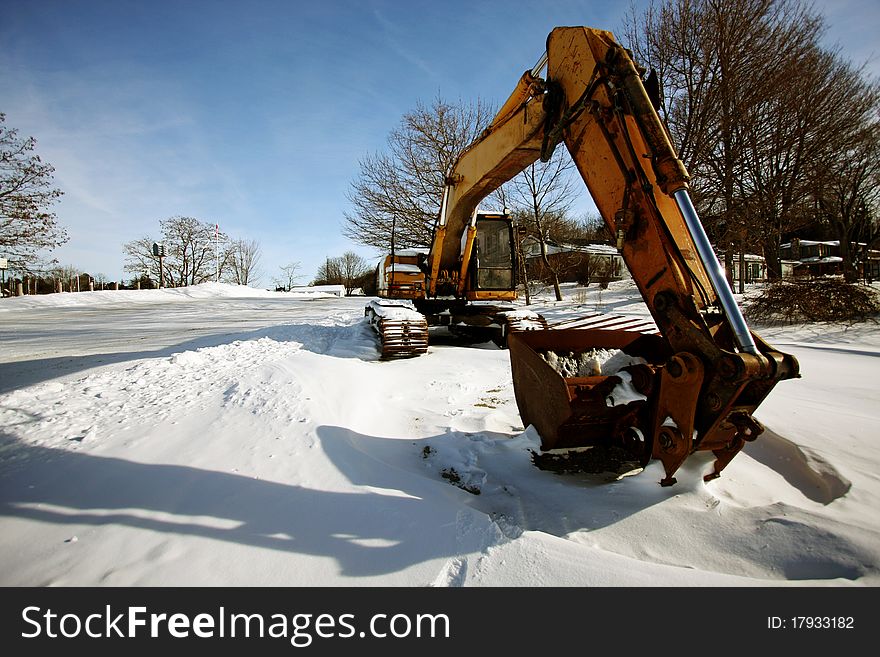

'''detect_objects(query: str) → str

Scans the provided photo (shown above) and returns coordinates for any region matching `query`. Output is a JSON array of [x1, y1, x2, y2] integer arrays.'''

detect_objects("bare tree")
[[314, 251, 370, 295], [343, 96, 496, 252], [164, 217, 228, 286], [814, 117, 880, 281], [503, 150, 578, 300], [50, 263, 79, 292], [0, 113, 67, 268], [123, 216, 229, 287], [226, 238, 262, 286], [274, 261, 302, 291], [337, 251, 370, 295], [624, 0, 828, 283], [576, 213, 614, 243], [313, 256, 343, 287], [737, 34, 875, 284], [122, 236, 163, 284]]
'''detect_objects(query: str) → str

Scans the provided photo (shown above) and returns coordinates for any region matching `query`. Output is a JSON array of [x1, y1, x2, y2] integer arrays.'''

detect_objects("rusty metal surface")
[[546, 312, 658, 334], [365, 304, 429, 359], [509, 323, 800, 483], [508, 328, 671, 452], [374, 317, 429, 359], [651, 352, 704, 486]]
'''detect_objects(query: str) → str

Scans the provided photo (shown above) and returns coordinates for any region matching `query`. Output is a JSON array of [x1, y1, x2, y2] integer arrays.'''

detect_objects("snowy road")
[[0, 292, 369, 394]]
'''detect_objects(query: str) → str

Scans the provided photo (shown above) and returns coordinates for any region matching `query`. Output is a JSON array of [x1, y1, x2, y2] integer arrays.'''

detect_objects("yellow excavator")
[[367, 26, 800, 485]]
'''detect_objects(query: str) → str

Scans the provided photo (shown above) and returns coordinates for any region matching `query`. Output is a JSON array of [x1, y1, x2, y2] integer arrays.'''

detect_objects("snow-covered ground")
[[1, 281, 878, 586]]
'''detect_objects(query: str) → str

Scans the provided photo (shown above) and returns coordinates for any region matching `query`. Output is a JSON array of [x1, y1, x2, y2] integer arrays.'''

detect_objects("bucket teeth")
[[375, 318, 429, 359]]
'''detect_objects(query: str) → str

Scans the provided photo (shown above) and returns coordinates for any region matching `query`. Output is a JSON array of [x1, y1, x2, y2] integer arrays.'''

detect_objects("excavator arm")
[[439, 26, 799, 485], [428, 75, 546, 292]]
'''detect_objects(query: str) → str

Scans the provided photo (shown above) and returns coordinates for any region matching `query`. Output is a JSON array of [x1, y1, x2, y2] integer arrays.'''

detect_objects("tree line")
[[1, 111, 275, 293], [6, 1, 877, 296], [125, 220, 376, 294], [625, 0, 879, 284], [343, 0, 880, 289], [2, 108, 366, 296]]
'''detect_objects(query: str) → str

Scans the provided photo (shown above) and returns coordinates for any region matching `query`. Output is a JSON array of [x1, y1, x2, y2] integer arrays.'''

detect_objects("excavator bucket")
[[509, 323, 799, 485], [508, 328, 671, 455]]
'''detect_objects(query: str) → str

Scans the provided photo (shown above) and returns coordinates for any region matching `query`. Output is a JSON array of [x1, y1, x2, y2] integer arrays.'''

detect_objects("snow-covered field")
[[1, 281, 878, 586]]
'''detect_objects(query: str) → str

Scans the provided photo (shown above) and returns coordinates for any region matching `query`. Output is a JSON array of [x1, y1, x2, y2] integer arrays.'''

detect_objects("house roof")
[[522, 239, 619, 257], [780, 239, 869, 249], [797, 256, 844, 265]]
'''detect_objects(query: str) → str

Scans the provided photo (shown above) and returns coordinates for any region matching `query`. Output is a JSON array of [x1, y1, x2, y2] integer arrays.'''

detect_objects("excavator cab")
[[470, 213, 516, 294]]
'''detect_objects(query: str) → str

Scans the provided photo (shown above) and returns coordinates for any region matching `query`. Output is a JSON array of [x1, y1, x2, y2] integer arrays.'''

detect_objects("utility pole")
[[215, 223, 220, 282]]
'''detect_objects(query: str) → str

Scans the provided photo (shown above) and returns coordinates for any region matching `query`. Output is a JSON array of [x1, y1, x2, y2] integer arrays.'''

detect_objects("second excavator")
[[368, 26, 800, 485]]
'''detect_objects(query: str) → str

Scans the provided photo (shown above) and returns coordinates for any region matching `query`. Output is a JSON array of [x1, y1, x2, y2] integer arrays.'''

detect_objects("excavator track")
[[374, 318, 429, 359], [365, 300, 429, 359]]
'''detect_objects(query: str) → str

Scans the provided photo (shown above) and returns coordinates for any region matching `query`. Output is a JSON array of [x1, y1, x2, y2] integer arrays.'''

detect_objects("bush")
[[745, 279, 880, 324]]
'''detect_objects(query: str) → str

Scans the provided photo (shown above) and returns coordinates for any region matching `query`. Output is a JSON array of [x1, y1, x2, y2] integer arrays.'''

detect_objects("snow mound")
[[0, 282, 283, 311]]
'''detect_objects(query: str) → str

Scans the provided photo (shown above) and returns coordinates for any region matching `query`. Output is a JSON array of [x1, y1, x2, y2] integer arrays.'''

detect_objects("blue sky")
[[2, 0, 878, 284]]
